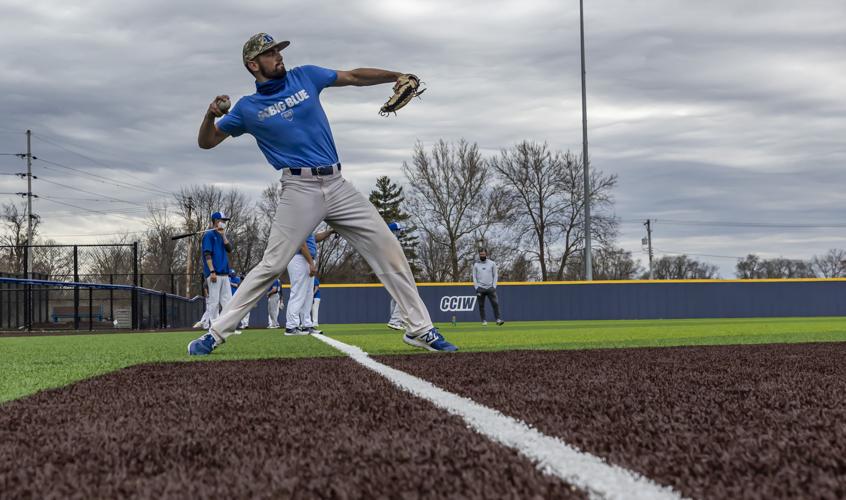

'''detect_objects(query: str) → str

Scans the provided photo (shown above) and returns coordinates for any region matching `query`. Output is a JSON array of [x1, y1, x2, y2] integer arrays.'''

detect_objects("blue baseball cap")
[[388, 222, 405, 233], [211, 211, 230, 221], [229, 269, 237, 276]]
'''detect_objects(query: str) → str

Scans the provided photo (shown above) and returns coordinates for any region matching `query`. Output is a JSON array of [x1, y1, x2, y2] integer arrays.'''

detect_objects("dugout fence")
[[0, 243, 203, 332]]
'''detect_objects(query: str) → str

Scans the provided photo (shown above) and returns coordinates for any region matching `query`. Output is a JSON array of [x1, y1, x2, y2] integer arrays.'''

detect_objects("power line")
[[32, 133, 178, 196], [654, 247, 744, 261], [38, 196, 146, 223], [36, 175, 149, 206], [35, 229, 149, 238], [621, 218, 846, 229], [43, 195, 168, 204], [34, 156, 174, 197]]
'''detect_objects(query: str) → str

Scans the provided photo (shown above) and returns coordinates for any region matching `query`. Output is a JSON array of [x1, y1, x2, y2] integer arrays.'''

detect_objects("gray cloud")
[[1, 0, 844, 276]]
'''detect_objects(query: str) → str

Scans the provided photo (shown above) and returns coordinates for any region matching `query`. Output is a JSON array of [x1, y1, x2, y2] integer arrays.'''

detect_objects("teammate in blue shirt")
[[311, 277, 321, 328], [229, 270, 241, 295], [199, 211, 233, 328], [189, 32, 457, 355]]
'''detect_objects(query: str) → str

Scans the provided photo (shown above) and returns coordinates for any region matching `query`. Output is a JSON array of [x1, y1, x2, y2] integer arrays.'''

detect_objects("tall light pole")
[[579, 0, 593, 280]]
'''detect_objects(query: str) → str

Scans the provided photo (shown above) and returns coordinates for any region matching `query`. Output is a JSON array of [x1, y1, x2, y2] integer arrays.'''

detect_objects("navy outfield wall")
[[245, 279, 846, 327]]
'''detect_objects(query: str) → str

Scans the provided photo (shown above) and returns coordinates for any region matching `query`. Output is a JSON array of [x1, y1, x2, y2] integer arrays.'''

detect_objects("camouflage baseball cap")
[[242, 33, 290, 64]]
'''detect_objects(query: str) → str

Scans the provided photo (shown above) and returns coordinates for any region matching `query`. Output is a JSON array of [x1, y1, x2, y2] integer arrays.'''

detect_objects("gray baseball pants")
[[210, 169, 433, 340]]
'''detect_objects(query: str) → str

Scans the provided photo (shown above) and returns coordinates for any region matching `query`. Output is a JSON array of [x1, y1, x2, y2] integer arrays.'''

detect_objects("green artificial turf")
[[329, 317, 846, 355], [2, 316, 846, 403]]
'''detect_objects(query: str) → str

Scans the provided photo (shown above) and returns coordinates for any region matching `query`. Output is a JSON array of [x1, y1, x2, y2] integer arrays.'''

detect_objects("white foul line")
[[313, 334, 685, 500]]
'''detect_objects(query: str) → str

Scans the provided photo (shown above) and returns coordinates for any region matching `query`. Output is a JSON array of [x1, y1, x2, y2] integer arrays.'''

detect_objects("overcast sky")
[[1, 0, 845, 277]]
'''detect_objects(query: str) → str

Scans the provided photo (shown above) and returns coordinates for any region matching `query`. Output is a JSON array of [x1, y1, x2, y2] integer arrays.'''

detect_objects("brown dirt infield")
[[379, 342, 846, 499], [0, 357, 581, 499]]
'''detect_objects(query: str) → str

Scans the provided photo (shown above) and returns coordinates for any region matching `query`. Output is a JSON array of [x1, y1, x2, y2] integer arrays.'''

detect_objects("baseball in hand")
[[217, 97, 231, 114]]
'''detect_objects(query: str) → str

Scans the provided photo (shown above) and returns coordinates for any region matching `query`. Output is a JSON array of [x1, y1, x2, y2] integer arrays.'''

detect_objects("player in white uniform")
[[267, 278, 282, 328], [285, 229, 332, 335], [385, 222, 406, 330], [192, 280, 211, 329]]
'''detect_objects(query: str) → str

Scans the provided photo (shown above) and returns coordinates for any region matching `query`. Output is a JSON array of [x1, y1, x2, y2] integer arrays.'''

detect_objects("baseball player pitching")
[[188, 32, 457, 355]]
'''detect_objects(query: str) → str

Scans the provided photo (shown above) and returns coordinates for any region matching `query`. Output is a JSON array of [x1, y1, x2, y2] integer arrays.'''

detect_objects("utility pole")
[[579, 0, 592, 280], [25, 129, 33, 274], [643, 219, 654, 280], [184, 196, 194, 296]]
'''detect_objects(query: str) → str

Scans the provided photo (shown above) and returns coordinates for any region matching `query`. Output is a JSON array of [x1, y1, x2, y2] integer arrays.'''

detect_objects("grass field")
[[2, 316, 846, 404]]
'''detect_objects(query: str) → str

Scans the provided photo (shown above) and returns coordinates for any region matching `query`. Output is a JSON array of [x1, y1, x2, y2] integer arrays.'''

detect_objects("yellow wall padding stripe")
[[316, 278, 846, 288]]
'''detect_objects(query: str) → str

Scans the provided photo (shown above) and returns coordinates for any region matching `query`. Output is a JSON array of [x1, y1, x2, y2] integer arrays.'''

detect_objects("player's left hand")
[[309, 262, 317, 276]]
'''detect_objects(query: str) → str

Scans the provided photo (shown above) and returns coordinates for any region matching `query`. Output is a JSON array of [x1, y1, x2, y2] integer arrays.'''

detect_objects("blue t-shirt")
[[229, 275, 241, 294], [201, 230, 230, 278], [313, 277, 321, 299], [297, 234, 318, 259], [216, 65, 339, 169], [388, 222, 405, 238]]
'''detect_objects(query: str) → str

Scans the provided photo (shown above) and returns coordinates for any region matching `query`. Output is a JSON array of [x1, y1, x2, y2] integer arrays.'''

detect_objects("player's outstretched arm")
[[198, 95, 231, 149], [332, 68, 402, 87]]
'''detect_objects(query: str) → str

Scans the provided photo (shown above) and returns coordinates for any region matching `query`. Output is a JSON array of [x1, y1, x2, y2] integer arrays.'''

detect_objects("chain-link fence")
[[0, 244, 203, 332]]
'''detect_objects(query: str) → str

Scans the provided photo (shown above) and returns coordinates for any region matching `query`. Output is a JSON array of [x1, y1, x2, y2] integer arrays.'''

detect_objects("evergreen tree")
[[368, 176, 420, 277]]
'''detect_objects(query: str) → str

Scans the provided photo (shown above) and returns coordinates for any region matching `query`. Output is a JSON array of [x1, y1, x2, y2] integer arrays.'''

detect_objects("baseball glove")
[[380, 74, 426, 116]]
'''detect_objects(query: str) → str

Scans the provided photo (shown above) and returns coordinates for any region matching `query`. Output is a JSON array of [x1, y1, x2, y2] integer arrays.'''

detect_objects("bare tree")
[[416, 229, 453, 282], [594, 247, 643, 280], [735, 254, 763, 279], [564, 246, 643, 280], [140, 202, 186, 292], [257, 181, 284, 250], [403, 139, 510, 281], [87, 234, 136, 284], [228, 212, 263, 275], [811, 249, 846, 278], [0, 201, 39, 273], [736, 254, 815, 278], [649, 255, 719, 279], [549, 152, 618, 280], [490, 141, 568, 280], [31, 239, 73, 279], [499, 254, 536, 282]]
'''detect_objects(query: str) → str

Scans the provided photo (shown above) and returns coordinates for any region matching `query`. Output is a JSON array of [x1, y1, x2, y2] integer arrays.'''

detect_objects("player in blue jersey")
[[199, 212, 233, 328], [188, 32, 457, 355], [311, 277, 321, 328]]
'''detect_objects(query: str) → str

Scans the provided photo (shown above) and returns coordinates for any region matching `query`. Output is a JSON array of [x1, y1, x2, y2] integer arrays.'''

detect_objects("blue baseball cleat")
[[403, 327, 459, 352], [187, 333, 222, 356]]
